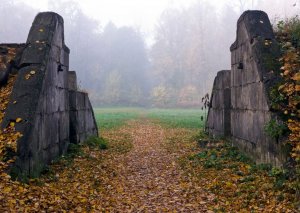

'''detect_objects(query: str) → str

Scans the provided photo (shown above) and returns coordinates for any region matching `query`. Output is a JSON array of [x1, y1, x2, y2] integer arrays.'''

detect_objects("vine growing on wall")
[[273, 16, 300, 196]]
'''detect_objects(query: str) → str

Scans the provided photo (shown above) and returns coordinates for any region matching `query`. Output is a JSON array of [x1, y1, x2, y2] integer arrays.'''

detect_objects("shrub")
[[264, 119, 288, 141]]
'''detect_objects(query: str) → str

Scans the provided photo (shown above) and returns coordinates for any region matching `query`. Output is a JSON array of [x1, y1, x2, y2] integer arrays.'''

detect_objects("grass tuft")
[[85, 136, 108, 150]]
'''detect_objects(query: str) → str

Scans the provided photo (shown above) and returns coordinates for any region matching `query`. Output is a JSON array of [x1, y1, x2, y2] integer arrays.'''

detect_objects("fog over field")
[[1, 0, 299, 107]]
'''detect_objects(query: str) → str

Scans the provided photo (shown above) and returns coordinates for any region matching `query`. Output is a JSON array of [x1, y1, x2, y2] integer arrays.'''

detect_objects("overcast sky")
[[11, 0, 300, 44], [15, 0, 300, 31], [16, 0, 197, 32]]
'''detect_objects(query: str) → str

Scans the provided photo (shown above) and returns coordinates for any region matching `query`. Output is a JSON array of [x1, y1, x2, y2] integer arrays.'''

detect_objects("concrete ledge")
[[69, 90, 98, 144], [206, 70, 231, 137]]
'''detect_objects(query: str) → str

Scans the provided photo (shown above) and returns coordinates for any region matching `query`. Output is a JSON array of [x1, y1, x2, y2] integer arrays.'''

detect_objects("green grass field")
[[94, 108, 206, 130]]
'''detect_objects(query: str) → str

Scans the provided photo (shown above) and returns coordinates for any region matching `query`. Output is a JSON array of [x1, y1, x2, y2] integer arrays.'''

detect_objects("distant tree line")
[[1, 0, 296, 107], [150, 3, 238, 107]]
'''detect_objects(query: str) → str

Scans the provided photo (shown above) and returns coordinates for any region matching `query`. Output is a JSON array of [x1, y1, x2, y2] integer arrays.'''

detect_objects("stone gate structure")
[[0, 12, 98, 178], [206, 11, 287, 166]]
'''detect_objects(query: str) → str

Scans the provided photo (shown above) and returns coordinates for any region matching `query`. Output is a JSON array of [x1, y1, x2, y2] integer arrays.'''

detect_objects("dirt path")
[[102, 119, 214, 212]]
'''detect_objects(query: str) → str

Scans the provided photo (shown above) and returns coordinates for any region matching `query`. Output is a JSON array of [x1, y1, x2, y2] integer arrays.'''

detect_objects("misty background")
[[1, 0, 299, 107]]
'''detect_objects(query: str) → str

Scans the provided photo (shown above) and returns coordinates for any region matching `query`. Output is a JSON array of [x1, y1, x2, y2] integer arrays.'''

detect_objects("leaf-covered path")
[[0, 116, 296, 212], [101, 119, 213, 211]]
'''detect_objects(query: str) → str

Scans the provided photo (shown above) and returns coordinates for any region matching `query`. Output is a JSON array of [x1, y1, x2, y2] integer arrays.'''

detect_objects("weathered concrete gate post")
[[206, 10, 288, 166], [1, 12, 98, 178]]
